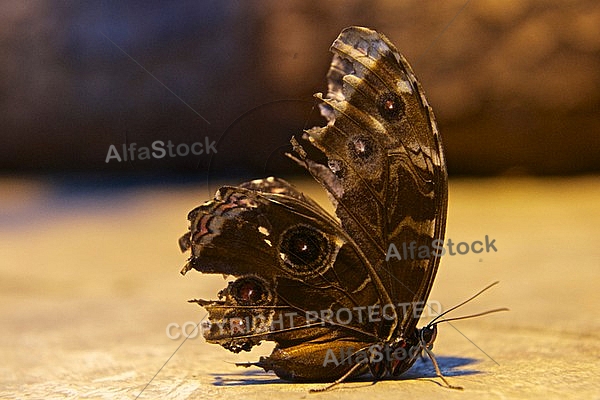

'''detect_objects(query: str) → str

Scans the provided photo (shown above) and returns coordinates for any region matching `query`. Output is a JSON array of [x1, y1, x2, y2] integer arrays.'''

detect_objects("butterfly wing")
[[293, 26, 448, 340], [180, 177, 380, 379], [178, 26, 447, 382]]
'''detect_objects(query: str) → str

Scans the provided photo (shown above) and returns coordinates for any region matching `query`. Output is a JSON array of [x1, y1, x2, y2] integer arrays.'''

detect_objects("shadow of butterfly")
[[179, 26, 451, 390]]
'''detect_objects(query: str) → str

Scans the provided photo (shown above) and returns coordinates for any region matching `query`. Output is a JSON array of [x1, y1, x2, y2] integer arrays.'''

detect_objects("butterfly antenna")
[[427, 281, 507, 327], [431, 308, 509, 325]]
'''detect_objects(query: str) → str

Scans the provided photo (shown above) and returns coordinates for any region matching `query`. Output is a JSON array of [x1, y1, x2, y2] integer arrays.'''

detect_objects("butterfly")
[[179, 26, 453, 390]]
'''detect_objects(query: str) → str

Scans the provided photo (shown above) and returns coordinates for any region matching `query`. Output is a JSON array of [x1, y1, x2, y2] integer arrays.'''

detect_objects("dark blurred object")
[[1, 0, 599, 176]]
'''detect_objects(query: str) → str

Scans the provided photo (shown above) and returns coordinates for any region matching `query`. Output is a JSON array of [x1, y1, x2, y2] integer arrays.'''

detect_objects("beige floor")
[[1, 176, 599, 399]]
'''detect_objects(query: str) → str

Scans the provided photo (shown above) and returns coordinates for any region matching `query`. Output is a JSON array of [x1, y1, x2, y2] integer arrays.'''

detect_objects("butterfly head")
[[418, 324, 438, 350]]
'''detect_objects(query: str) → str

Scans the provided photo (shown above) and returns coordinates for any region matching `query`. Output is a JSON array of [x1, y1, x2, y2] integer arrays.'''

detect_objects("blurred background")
[[1, 0, 599, 180], [2, 2, 600, 397]]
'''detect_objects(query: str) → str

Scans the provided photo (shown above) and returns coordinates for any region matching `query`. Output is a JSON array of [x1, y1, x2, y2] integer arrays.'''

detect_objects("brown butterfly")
[[179, 26, 455, 390]]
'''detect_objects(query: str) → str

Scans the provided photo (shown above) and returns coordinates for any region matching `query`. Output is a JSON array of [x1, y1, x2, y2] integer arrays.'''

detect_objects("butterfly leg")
[[308, 362, 365, 393], [421, 345, 463, 390], [311, 343, 393, 392]]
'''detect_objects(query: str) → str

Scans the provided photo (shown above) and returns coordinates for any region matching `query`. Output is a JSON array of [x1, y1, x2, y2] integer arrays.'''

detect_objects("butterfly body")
[[179, 26, 447, 384]]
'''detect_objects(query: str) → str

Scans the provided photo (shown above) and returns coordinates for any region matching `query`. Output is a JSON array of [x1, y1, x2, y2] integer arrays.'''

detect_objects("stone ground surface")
[[1, 176, 599, 399]]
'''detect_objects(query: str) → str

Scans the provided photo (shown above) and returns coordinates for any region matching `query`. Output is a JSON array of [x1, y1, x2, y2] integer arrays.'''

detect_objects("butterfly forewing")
[[299, 27, 448, 338]]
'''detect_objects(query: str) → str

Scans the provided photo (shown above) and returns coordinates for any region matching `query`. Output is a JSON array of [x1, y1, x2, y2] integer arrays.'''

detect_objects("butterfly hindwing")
[[180, 178, 380, 374]]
